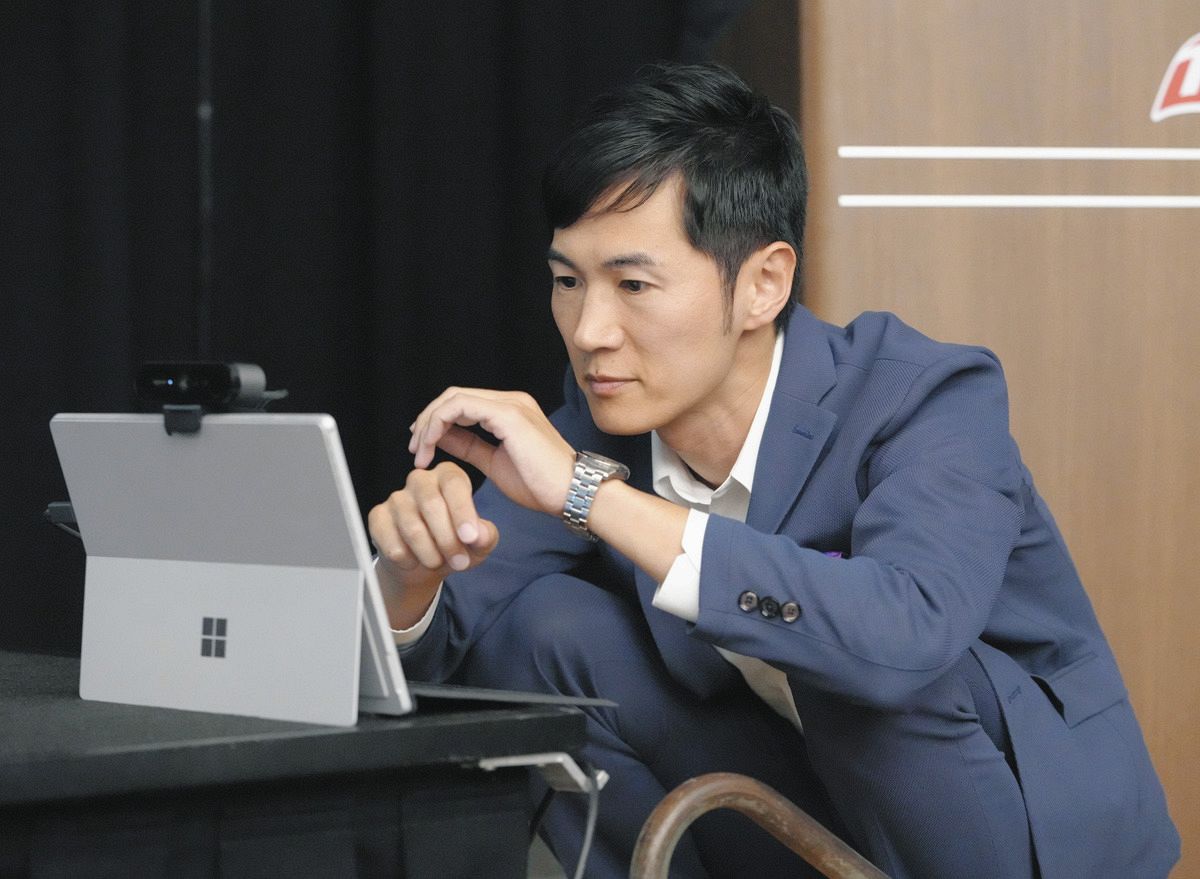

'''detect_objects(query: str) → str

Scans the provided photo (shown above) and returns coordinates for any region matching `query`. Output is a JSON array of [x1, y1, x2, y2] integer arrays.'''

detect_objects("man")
[[369, 64, 1179, 878]]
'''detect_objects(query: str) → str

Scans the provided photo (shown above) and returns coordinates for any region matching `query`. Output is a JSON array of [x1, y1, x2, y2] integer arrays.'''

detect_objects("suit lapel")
[[747, 307, 839, 534]]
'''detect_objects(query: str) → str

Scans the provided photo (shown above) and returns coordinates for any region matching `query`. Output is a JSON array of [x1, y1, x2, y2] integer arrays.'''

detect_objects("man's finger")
[[466, 517, 500, 561], [410, 484, 473, 572], [437, 425, 497, 478], [408, 387, 471, 462], [411, 392, 513, 469], [368, 498, 425, 570], [436, 460, 484, 544], [413, 403, 470, 468], [390, 498, 448, 571]]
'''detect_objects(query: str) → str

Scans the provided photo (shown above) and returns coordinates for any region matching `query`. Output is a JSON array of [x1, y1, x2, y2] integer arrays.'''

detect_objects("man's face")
[[548, 177, 755, 440]]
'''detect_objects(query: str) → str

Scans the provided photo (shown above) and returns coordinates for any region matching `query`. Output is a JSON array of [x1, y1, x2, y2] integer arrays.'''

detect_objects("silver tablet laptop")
[[49, 412, 414, 727]]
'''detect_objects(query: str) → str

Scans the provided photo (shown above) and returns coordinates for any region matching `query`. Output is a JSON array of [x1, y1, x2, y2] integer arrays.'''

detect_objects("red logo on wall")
[[1151, 32, 1200, 121]]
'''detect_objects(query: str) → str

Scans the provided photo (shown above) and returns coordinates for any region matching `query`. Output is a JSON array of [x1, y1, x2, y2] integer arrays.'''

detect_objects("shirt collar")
[[651, 330, 786, 504]]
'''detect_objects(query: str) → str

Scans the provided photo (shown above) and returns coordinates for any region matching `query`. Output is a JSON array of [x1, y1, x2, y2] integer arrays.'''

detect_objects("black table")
[[0, 651, 586, 878]]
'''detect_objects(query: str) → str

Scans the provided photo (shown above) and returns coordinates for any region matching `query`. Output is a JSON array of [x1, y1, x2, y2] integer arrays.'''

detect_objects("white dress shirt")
[[649, 331, 802, 732], [393, 331, 802, 732]]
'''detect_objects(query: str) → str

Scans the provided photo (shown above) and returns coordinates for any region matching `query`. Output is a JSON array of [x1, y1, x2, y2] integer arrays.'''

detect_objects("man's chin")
[[584, 400, 655, 437]]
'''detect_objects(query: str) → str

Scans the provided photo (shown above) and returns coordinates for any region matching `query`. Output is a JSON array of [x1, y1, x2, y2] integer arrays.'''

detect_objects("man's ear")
[[739, 241, 796, 330]]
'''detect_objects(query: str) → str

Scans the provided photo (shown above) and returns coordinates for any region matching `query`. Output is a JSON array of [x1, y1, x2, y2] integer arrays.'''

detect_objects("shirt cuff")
[[372, 556, 443, 646], [651, 509, 709, 623], [390, 582, 442, 646]]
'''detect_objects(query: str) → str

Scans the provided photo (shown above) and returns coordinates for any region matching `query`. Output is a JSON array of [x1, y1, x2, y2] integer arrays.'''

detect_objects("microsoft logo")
[[201, 617, 227, 658]]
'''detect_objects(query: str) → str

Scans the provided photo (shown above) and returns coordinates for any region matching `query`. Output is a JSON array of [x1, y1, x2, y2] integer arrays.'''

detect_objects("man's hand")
[[408, 387, 576, 516], [368, 461, 499, 628], [369, 388, 575, 630]]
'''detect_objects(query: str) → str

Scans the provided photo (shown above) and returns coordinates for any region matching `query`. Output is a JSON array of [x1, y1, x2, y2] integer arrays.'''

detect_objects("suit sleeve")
[[690, 350, 1025, 711]]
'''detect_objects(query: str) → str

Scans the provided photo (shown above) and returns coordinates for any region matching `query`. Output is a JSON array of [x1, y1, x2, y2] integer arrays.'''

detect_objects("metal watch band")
[[562, 451, 630, 541]]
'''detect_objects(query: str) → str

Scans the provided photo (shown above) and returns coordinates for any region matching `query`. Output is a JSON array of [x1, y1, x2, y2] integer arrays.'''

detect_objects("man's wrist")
[[562, 450, 630, 540], [376, 558, 443, 630], [583, 480, 689, 583], [391, 582, 443, 645]]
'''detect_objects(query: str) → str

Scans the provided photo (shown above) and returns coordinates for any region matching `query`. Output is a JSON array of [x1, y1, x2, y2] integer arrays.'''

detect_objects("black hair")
[[543, 63, 807, 330]]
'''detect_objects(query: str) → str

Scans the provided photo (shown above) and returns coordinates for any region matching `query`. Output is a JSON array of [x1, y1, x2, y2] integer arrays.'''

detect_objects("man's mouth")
[[585, 374, 633, 396]]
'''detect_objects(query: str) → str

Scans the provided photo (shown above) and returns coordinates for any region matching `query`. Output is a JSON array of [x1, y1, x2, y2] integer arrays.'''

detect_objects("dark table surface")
[[0, 650, 586, 806]]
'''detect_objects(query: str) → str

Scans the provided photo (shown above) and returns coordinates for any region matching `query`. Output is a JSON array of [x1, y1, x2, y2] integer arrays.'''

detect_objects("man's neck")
[[657, 327, 777, 487]]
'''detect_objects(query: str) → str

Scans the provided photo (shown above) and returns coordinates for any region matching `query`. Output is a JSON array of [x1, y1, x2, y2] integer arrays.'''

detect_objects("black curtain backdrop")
[[1, 2, 749, 654]]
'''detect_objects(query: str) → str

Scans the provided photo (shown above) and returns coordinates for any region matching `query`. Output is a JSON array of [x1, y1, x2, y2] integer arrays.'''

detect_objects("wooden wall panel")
[[797, 2, 1199, 873]]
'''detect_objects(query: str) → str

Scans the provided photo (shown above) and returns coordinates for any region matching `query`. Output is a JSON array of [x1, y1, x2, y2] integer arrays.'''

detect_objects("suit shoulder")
[[835, 311, 1001, 374]]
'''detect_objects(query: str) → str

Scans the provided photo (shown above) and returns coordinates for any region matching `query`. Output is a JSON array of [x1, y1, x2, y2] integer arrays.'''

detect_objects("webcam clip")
[[163, 404, 205, 435]]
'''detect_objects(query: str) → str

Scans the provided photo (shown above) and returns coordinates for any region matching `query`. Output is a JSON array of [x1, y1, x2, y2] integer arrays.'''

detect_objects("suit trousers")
[[453, 574, 1035, 878]]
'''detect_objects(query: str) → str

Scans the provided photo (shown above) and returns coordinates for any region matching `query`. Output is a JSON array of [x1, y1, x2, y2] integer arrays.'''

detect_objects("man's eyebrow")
[[602, 252, 658, 269], [546, 248, 577, 269], [546, 249, 661, 271]]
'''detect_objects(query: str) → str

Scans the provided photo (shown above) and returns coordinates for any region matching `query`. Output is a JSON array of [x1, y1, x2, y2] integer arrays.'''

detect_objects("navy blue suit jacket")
[[403, 305, 1179, 878]]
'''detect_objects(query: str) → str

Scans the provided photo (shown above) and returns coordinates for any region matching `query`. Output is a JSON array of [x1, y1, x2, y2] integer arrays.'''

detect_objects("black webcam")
[[136, 362, 288, 434], [136, 362, 287, 410]]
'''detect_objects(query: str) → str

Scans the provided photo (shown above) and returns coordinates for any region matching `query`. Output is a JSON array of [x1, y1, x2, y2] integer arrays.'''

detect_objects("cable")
[[528, 762, 601, 878], [572, 763, 601, 879], [529, 788, 556, 841], [53, 523, 82, 539]]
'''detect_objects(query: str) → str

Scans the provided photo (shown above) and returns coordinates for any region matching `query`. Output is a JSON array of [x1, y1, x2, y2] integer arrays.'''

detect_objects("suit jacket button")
[[781, 601, 801, 623], [760, 597, 780, 619], [738, 591, 759, 612]]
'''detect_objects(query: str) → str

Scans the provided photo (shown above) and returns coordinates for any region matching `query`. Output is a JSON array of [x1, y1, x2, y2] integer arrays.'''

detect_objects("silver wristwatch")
[[562, 450, 631, 541]]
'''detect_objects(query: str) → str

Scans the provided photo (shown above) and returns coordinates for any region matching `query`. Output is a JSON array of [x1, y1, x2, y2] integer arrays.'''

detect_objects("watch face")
[[580, 451, 630, 480]]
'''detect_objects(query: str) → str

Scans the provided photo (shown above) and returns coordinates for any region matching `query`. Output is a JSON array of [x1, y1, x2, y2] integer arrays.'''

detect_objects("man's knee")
[[462, 574, 646, 694]]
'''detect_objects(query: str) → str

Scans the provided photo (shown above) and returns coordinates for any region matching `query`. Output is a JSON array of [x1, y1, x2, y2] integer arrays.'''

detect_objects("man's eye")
[[619, 280, 646, 293], [554, 276, 578, 289]]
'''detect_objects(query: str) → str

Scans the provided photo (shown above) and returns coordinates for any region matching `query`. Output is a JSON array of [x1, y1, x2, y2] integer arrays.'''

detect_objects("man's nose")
[[572, 290, 623, 351]]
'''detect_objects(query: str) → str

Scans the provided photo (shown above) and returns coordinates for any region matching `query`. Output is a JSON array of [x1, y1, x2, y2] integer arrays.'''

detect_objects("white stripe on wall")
[[838, 194, 1200, 208], [838, 146, 1200, 161]]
